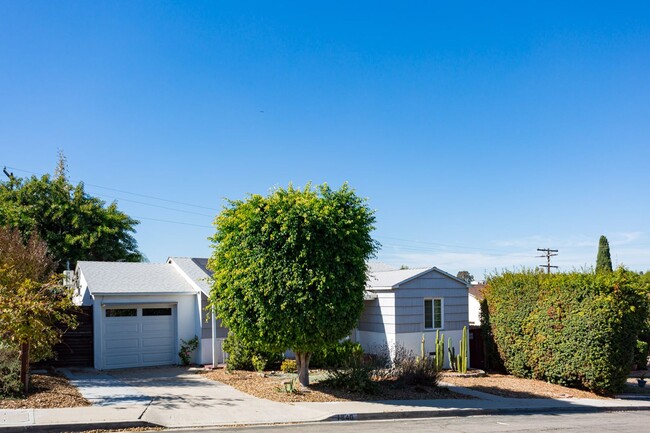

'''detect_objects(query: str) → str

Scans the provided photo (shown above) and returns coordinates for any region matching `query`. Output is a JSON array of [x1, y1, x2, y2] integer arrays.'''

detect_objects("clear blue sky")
[[1, 1, 649, 279]]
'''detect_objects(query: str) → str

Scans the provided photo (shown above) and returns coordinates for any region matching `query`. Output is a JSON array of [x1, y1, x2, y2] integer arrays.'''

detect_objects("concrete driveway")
[[63, 366, 328, 428]]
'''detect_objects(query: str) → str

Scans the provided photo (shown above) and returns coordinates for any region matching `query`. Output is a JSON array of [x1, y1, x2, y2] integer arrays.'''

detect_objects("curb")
[[322, 404, 650, 422], [0, 421, 158, 433]]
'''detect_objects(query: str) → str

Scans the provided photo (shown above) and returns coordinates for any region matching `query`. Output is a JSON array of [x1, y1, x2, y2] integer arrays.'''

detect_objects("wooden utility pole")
[[537, 248, 558, 274]]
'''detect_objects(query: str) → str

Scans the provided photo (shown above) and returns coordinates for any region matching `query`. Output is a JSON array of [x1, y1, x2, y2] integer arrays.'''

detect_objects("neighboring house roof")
[[77, 261, 196, 295], [367, 261, 397, 272], [469, 283, 486, 301], [367, 267, 468, 290], [168, 257, 213, 295]]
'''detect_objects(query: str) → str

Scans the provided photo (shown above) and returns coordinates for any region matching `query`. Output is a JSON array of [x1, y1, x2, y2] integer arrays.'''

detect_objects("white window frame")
[[423, 297, 444, 330]]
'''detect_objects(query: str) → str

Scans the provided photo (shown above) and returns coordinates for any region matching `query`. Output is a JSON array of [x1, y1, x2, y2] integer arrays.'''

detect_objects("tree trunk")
[[296, 351, 311, 388], [20, 342, 30, 394]]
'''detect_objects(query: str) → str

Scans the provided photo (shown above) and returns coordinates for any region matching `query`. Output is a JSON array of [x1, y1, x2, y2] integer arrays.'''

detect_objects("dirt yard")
[[441, 373, 606, 399], [203, 368, 468, 402], [0, 374, 90, 409]]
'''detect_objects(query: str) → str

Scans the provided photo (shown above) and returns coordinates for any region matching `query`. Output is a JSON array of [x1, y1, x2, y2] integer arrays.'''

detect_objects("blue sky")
[[1, 1, 649, 279]]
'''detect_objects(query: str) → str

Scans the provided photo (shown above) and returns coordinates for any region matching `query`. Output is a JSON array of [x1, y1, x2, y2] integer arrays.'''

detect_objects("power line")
[[537, 248, 559, 274], [5, 165, 219, 211], [88, 191, 215, 217]]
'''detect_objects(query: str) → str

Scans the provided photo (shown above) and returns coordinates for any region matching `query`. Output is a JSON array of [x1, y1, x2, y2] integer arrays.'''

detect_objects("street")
[[167, 411, 648, 433]]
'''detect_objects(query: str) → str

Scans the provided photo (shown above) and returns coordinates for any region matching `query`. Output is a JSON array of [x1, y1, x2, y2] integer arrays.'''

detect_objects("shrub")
[[178, 336, 199, 366], [635, 340, 649, 370], [0, 342, 22, 397], [484, 268, 649, 395], [323, 363, 376, 394], [310, 340, 363, 369], [280, 359, 297, 373], [223, 334, 283, 372]]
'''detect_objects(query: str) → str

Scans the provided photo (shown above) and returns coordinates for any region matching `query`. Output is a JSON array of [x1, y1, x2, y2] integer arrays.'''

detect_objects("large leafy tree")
[[456, 270, 474, 284], [596, 235, 613, 273], [208, 183, 378, 386], [0, 156, 142, 270], [0, 227, 77, 393]]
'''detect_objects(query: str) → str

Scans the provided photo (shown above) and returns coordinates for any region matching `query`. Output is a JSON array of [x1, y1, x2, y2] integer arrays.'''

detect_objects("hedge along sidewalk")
[[483, 268, 649, 396]]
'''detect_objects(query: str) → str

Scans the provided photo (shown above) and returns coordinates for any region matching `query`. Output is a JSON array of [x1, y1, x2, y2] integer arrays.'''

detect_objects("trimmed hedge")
[[484, 268, 649, 395]]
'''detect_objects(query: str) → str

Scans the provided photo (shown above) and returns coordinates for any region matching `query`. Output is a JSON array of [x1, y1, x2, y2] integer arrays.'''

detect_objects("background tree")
[[0, 154, 142, 270], [208, 183, 378, 387], [457, 270, 474, 284], [596, 235, 613, 273], [0, 227, 77, 393]]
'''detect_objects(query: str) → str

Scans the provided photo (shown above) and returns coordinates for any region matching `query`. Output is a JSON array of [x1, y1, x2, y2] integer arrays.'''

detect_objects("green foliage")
[[0, 342, 21, 397], [310, 340, 363, 369], [479, 298, 505, 372], [596, 235, 613, 273], [222, 334, 283, 372], [635, 340, 648, 370], [484, 268, 649, 395], [208, 183, 378, 384], [280, 359, 297, 373], [178, 336, 199, 366], [0, 227, 77, 362], [0, 155, 142, 270], [324, 363, 376, 394]]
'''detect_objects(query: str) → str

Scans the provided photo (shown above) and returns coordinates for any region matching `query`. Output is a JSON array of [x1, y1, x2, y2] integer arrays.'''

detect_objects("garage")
[[102, 305, 176, 369]]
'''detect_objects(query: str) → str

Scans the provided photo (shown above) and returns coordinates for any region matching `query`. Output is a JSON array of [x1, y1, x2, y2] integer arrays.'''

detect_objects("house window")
[[424, 298, 442, 329], [106, 308, 137, 317], [142, 308, 172, 316]]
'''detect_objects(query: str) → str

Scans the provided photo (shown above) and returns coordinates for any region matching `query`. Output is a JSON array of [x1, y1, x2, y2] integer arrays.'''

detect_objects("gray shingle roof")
[[169, 257, 213, 295], [77, 261, 196, 295]]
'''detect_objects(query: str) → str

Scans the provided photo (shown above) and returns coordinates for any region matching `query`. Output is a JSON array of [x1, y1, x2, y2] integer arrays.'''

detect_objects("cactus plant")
[[457, 326, 468, 373], [435, 330, 444, 371], [448, 337, 457, 371]]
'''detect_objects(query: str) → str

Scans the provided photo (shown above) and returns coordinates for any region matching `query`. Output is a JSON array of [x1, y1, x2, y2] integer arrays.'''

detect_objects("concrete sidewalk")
[[2, 368, 650, 432]]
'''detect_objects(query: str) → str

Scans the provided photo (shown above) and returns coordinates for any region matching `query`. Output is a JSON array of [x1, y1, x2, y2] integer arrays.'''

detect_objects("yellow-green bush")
[[484, 268, 648, 395]]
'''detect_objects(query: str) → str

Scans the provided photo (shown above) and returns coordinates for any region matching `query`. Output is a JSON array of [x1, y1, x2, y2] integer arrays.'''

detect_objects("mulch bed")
[[0, 374, 91, 409], [441, 373, 607, 399], [203, 368, 471, 402]]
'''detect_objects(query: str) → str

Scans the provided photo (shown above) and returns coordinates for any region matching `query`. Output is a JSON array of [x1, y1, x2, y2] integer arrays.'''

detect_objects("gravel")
[[0, 374, 91, 409]]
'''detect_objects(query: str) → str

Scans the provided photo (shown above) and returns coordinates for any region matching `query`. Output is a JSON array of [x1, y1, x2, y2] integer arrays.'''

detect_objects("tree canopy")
[[596, 235, 613, 273], [208, 183, 378, 386], [0, 227, 77, 393], [456, 270, 474, 284], [0, 157, 142, 270]]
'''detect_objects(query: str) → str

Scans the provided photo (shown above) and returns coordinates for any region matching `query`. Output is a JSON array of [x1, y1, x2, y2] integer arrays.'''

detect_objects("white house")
[[468, 283, 486, 327], [74, 258, 469, 370], [74, 258, 226, 370], [355, 266, 470, 367]]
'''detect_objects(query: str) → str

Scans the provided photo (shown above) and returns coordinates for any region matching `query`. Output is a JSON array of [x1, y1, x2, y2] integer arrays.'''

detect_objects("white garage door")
[[103, 305, 176, 369]]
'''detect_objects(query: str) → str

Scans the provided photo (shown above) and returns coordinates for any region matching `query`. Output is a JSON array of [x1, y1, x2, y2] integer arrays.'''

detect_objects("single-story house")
[[74, 259, 469, 370], [74, 258, 227, 370], [354, 265, 470, 368]]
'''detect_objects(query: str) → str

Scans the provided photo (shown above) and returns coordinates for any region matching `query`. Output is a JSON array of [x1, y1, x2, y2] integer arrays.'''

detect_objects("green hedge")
[[484, 268, 648, 395]]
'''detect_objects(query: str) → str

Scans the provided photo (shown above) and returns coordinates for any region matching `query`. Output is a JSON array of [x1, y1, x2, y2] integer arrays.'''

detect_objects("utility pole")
[[537, 248, 558, 274]]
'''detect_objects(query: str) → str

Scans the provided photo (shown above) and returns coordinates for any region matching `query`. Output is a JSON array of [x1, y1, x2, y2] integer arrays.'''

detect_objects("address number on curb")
[[334, 414, 358, 421]]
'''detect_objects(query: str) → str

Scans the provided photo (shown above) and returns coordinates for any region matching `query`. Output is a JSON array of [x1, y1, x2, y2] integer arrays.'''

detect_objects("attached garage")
[[102, 305, 176, 369]]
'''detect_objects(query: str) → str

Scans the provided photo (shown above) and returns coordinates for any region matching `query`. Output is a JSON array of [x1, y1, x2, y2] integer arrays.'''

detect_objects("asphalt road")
[[165, 411, 648, 433]]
